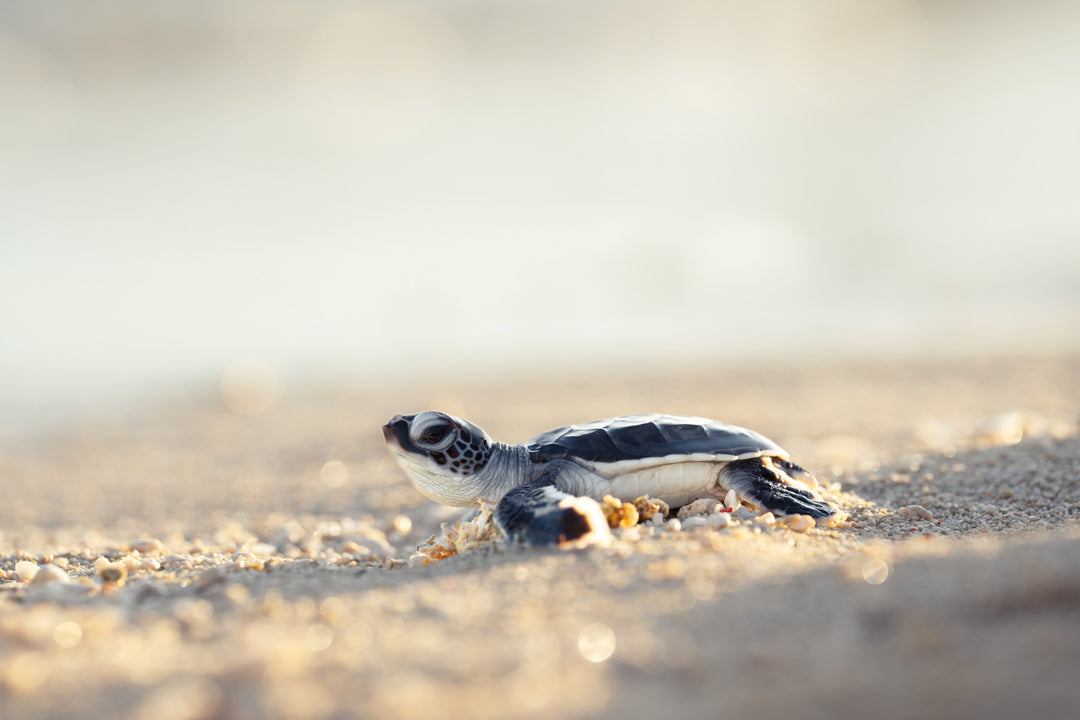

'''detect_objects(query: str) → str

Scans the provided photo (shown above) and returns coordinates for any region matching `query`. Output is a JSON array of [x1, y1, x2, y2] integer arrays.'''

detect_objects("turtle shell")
[[526, 414, 787, 469]]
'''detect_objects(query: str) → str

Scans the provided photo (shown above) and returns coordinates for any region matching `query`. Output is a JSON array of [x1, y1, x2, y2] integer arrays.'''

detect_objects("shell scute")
[[527, 414, 786, 466]]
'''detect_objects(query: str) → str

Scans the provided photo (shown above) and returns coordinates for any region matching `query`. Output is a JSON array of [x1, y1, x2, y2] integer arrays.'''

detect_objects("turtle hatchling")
[[384, 412, 841, 545]]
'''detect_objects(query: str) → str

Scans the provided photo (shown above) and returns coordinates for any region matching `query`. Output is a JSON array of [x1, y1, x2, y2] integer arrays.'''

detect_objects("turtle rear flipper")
[[719, 457, 839, 519], [773, 458, 818, 488], [494, 483, 610, 546]]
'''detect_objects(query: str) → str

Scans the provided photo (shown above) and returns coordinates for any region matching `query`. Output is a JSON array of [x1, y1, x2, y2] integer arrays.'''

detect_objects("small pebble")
[[724, 489, 739, 511], [130, 538, 165, 555], [30, 564, 69, 585], [15, 560, 39, 582], [779, 514, 816, 533], [897, 505, 933, 521], [633, 496, 670, 522], [754, 512, 776, 525], [100, 563, 128, 585], [678, 498, 719, 519], [601, 495, 640, 528], [707, 513, 732, 529], [734, 506, 756, 521], [666, 518, 682, 532]]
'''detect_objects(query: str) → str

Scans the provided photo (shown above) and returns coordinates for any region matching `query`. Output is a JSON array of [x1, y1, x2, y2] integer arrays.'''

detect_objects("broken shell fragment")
[[632, 496, 670, 522], [601, 495, 640, 529], [897, 505, 933, 521]]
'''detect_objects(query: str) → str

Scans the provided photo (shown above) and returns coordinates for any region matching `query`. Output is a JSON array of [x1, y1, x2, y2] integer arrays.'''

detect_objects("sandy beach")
[[0, 354, 1078, 719], [5, 2, 1080, 718]]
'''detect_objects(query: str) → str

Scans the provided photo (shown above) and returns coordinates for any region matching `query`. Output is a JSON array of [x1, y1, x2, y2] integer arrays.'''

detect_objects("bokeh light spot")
[[578, 622, 616, 663], [304, 623, 334, 652], [861, 557, 891, 585], [320, 460, 349, 488], [53, 621, 83, 649]]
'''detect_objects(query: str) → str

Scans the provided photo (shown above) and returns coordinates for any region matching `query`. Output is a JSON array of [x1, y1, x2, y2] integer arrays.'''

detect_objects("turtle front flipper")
[[494, 482, 610, 546], [718, 457, 840, 520]]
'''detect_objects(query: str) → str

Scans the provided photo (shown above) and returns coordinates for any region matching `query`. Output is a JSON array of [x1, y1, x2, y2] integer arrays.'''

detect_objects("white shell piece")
[[677, 498, 720, 519]]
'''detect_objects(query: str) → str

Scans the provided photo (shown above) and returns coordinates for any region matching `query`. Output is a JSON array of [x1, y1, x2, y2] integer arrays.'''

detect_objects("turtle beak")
[[383, 415, 411, 448]]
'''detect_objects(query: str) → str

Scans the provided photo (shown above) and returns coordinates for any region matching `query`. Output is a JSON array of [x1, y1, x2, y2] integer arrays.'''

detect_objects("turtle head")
[[382, 411, 495, 507]]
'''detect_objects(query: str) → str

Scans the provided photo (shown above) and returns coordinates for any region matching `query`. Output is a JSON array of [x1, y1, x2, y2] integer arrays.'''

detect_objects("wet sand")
[[1, 354, 1078, 719]]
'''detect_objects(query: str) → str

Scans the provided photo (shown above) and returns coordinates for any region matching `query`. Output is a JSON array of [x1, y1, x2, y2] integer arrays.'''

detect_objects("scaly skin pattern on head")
[[383, 412, 531, 507], [383, 412, 612, 545]]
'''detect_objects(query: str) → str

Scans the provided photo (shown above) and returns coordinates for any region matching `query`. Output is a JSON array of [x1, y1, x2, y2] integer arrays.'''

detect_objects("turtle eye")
[[420, 424, 451, 445]]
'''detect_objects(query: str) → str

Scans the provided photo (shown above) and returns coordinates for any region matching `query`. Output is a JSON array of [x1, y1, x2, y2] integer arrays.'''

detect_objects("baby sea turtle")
[[383, 412, 841, 545]]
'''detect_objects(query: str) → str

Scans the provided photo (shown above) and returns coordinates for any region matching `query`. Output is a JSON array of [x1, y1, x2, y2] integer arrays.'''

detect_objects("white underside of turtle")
[[583, 452, 782, 508], [383, 412, 843, 547]]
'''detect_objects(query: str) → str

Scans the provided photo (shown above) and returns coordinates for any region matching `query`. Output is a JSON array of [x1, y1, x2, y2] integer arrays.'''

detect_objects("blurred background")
[[2, 0, 1079, 436]]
